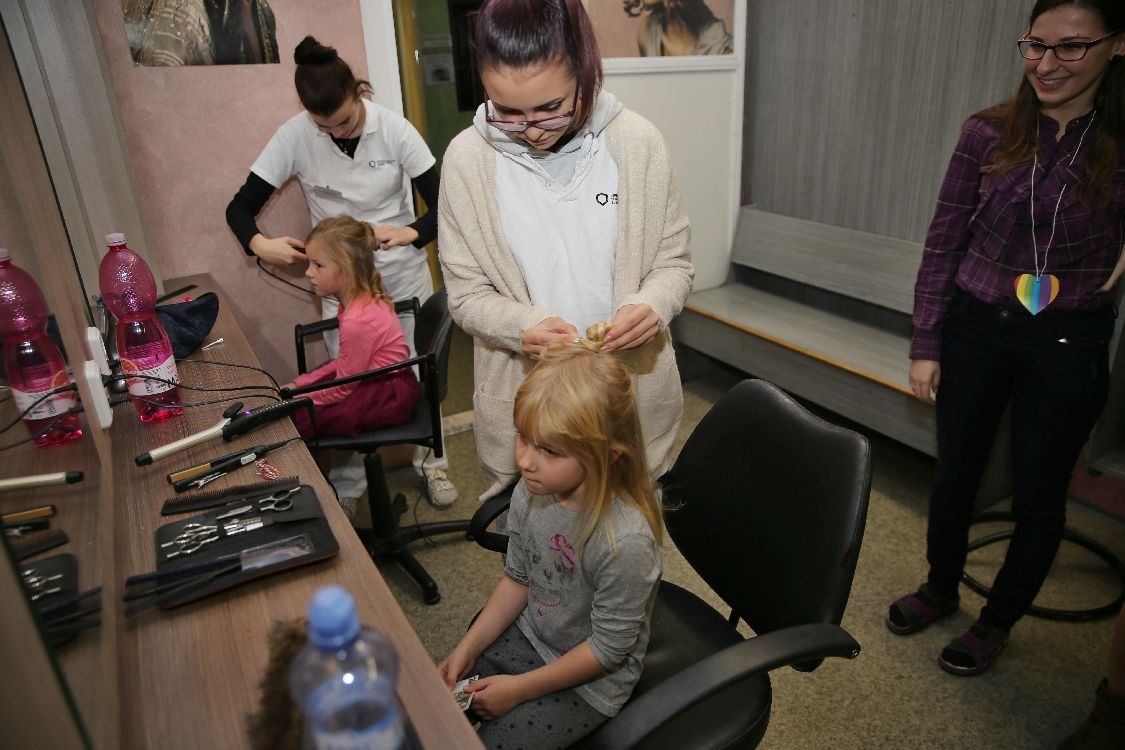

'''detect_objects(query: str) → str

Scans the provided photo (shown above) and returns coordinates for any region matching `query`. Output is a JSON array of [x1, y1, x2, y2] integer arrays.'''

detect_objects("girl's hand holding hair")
[[521, 317, 581, 358], [909, 359, 940, 405], [372, 223, 419, 249], [603, 303, 661, 351], [249, 234, 306, 265]]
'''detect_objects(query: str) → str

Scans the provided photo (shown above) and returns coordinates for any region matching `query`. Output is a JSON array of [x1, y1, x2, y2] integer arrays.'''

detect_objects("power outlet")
[[85, 326, 110, 375], [82, 360, 113, 428]]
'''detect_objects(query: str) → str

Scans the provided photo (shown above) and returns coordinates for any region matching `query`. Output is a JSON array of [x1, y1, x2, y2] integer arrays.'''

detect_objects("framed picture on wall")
[[586, 0, 736, 59], [121, 0, 281, 66], [448, 0, 741, 110]]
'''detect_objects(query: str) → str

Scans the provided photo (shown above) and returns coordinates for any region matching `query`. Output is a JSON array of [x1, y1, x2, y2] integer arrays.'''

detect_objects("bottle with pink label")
[[0, 247, 84, 446], [98, 232, 183, 423]]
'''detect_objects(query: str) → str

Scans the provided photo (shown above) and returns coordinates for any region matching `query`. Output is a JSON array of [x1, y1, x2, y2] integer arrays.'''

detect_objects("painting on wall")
[[585, 0, 735, 58], [121, 0, 280, 66]]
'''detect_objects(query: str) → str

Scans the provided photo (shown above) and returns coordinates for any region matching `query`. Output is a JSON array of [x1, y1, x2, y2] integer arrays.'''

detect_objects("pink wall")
[[0, 160, 39, 283], [89, 0, 368, 380]]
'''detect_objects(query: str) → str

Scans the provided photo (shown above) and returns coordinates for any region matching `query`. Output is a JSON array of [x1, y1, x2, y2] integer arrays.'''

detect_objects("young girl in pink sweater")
[[287, 215, 419, 440]]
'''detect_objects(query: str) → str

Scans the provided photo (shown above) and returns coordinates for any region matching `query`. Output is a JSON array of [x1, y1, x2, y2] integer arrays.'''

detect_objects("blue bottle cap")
[[307, 585, 361, 649]]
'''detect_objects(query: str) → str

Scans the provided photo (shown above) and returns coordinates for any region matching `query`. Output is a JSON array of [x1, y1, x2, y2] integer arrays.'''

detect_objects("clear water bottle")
[[0, 248, 84, 446], [289, 585, 405, 750], [98, 232, 182, 422]]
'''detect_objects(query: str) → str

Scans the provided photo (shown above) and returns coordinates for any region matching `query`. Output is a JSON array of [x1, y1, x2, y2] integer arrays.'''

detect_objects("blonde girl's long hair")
[[513, 323, 662, 553], [305, 216, 392, 307]]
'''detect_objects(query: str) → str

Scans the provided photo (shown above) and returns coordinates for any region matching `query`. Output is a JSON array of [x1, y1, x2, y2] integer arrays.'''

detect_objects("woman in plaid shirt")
[[887, 0, 1125, 676]]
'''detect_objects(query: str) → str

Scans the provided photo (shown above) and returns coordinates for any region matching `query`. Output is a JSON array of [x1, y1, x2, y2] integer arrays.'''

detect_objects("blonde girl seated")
[[285, 217, 420, 504], [438, 328, 663, 749]]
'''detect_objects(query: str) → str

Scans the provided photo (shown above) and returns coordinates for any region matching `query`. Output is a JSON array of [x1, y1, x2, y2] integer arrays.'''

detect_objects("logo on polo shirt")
[[595, 192, 618, 206], [368, 159, 396, 168]]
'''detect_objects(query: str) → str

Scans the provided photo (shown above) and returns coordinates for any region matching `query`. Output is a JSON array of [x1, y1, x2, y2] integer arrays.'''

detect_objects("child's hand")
[[437, 649, 474, 690], [463, 674, 526, 720]]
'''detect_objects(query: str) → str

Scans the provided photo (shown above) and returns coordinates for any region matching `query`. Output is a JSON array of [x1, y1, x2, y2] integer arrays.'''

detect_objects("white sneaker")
[[424, 469, 458, 508]]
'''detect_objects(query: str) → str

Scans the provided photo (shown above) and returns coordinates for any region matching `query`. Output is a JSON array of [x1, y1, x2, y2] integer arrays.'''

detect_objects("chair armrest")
[[293, 298, 416, 374], [469, 492, 513, 553], [295, 318, 341, 337], [293, 318, 341, 375], [283, 354, 425, 398], [586, 623, 860, 750]]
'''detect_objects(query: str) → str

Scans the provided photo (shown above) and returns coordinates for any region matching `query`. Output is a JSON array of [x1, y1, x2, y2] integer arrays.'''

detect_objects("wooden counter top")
[[2, 273, 482, 749]]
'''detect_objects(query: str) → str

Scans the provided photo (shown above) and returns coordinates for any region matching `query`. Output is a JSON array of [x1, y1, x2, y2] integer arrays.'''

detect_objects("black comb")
[[159, 476, 300, 516]]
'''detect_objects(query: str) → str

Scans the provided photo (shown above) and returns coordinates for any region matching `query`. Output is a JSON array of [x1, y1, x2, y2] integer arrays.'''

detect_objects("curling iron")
[[134, 399, 312, 466], [0, 472, 83, 493]]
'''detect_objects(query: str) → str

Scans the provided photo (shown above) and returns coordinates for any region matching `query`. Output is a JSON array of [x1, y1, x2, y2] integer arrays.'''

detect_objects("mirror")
[[0, 15, 110, 747], [0, 537, 90, 747]]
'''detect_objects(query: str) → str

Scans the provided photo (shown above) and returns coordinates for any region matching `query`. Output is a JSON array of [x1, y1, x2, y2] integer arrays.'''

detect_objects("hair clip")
[[256, 458, 281, 480]]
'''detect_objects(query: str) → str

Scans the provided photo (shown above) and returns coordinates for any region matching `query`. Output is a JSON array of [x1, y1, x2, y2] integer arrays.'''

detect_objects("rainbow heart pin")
[[1014, 273, 1059, 316]]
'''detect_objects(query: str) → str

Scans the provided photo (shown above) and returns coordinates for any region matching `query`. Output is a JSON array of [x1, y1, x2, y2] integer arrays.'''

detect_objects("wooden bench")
[[672, 206, 937, 455]]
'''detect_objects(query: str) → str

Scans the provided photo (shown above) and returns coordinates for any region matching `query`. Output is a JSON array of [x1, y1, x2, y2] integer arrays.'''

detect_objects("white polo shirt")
[[250, 98, 435, 303], [496, 131, 618, 334]]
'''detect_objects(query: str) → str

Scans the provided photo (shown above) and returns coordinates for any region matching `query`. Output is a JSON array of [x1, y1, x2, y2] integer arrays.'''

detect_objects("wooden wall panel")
[[744, 0, 1028, 241]]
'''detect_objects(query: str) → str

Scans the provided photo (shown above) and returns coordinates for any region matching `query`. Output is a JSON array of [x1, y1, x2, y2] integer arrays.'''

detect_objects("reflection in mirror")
[[0, 397, 107, 746], [0, 18, 112, 746], [0, 535, 90, 748]]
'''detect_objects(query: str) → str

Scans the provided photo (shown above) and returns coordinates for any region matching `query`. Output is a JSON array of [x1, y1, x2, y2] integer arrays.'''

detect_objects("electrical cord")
[[127, 393, 280, 411], [0, 402, 84, 451], [177, 358, 283, 391], [105, 368, 282, 399], [409, 447, 444, 548], [0, 383, 80, 435], [100, 370, 282, 415], [256, 257, 319, 297]]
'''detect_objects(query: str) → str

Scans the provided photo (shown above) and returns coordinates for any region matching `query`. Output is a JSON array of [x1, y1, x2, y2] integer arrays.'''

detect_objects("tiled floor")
[[368, 354, 1123, 748]]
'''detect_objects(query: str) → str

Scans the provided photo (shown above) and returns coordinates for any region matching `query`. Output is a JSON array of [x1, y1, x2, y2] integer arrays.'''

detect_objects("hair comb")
[[159, 476, 300, 516]]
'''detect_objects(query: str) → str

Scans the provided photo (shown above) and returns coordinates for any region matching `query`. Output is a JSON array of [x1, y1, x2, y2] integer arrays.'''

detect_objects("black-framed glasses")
[[1017, 30, 1121, 61], [485, 90, 578, 133]]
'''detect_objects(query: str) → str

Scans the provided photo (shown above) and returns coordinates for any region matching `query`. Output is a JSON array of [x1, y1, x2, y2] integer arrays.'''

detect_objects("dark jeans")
[[926, 291, 1112, 630]]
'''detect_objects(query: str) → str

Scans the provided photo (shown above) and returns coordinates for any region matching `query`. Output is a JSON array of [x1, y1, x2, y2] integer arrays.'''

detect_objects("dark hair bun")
[[294, 36, 338, 66]]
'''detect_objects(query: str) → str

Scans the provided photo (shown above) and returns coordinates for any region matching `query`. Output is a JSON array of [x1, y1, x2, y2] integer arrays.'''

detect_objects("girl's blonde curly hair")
[[514, 322, 662, 553]]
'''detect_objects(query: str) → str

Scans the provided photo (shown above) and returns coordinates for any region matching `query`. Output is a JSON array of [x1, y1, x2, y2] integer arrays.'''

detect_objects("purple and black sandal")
[[938, 623, 1009, 676], [886, 585, 959, 635]]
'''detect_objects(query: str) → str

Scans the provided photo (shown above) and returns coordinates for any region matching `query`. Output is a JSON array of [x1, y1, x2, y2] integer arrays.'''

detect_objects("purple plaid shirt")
[[911, 110, 1125, 360]]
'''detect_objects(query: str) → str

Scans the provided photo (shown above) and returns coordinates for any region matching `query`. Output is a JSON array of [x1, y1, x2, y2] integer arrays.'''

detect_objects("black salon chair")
[[471, 378, 872, 748], [285, 288, 471, 604]]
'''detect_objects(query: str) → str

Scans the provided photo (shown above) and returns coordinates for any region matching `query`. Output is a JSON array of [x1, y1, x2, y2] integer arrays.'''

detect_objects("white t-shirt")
[[250, 98, 435, 303], [495, 132, 618, 334]]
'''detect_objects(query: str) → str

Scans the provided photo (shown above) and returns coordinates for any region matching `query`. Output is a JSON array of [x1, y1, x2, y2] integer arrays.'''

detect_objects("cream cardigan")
[[438, 108, 694, 499]]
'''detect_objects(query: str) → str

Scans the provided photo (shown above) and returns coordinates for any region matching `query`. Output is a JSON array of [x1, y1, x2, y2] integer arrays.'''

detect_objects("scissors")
[[161, 523, 220, 558], [213, 487, 298, 521], [22, 572, 63, 590]]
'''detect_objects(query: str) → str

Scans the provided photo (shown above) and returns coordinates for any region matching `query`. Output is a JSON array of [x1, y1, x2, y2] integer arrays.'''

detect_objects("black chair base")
[[358, 451, 472, 605], [964, 510, 1125, 621]]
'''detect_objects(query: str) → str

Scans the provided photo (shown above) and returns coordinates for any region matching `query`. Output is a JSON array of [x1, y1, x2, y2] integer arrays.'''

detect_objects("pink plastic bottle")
[[98, 233, 183, 423], [0, 248, 84, 446]]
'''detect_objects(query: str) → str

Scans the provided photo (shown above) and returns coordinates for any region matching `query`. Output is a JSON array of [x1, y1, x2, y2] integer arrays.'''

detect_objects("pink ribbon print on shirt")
[[551, 533, 576, 573]]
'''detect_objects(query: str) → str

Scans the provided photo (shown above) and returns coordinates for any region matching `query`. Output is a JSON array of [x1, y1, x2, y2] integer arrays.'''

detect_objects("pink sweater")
[[293, 295, 410, 406]]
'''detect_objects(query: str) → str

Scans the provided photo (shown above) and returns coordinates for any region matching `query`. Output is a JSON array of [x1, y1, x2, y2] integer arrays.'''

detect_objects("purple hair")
[[473, 0, 603, 129]]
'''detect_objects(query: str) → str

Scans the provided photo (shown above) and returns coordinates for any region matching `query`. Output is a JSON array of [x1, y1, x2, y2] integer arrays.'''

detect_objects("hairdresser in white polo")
[[225, 36, 457, 509]]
